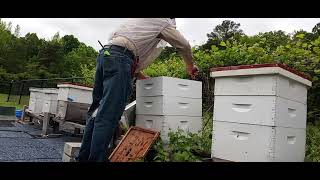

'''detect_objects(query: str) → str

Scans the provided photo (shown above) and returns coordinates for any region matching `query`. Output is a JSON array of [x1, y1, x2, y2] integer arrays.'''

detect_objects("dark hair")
[[170, 18, 175, 19]]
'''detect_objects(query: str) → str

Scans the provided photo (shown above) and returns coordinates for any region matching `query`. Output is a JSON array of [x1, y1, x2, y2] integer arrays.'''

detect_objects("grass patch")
[[0, 93, 29, 110]]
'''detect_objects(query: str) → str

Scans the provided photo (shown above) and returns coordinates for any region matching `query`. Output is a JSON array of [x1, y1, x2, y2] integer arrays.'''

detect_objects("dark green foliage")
[[0, 19, 98, 82]]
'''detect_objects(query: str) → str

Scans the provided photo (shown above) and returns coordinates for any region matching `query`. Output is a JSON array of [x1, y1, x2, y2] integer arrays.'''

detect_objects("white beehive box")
[[28, 97, 42, 114], [210, 64, 312, 162], [29, 88, 44, 113], [212, 120, 306, 162], [136, 76, 203, 142], [136, 76, 202, 98], [29, 88, 58, 114], [57, 83, 93, 104], [214, 95, 307, 128], [136, 115, 202, 142], [136, 96, 202, 116], [211, 64, 312, 104]]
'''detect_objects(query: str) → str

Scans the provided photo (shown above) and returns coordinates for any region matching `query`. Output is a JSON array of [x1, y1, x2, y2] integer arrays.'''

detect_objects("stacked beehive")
[[210, 64, 312, 162], [29, 88, 58, 114], [135, 76, 202, 143]]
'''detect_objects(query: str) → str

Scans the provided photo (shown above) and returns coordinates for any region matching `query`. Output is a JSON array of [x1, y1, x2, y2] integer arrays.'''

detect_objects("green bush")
[[152, 111, 213, 162], [306, 123, 320, 162]]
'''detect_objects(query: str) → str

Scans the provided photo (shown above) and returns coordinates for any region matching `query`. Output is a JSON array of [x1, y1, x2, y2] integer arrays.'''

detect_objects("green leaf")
[[211, 45, 219, 52], [302, 43, 308, 48], [314, 69, 320, 74], [313, 47, 320, 53], [296, 41, 302, 47], [296, 33, 305, 39], [226, 40, 231, 47], [220, 41, 226, 47]]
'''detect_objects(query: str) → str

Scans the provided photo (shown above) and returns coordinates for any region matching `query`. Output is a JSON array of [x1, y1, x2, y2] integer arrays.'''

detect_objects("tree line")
[[0, 18, 97, 82]]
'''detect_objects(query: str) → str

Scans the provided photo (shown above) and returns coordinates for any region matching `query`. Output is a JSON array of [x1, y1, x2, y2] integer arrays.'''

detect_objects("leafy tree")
[[312, 23, 320, 36], [14, 24, 20, 37], [200, 20, 244, 50], [64, 43, 97, 77], [207, 20, 244, 41], [37, 40, 65, 76], [61, 35, 80, 54], [156, 46, 177, 62], [255, 30, 291, 52]]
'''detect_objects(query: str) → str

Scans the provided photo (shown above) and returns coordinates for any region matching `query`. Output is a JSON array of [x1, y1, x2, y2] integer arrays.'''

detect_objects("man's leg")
[[88, 52, 132, 162], [76, 52, 104, 162]]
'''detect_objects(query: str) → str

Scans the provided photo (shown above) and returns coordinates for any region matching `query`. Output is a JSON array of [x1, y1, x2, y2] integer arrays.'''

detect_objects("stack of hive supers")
[[210, 64, 312, 162], [28, 88, 58, 114], [42, 89, 59, 114], [135, 76, 202, 143]]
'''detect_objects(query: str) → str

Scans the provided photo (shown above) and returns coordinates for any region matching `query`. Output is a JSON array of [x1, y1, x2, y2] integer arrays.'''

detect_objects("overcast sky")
[[2, 18, 320, 50]]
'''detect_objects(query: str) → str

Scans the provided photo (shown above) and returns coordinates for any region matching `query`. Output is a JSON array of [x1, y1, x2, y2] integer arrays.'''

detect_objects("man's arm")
[[137, 24, 198, 80], [158, 25, 194, 66]]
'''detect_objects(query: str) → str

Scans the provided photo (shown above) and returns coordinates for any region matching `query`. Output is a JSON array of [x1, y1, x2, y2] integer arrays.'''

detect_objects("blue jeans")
[[76, 48, 133, 162]]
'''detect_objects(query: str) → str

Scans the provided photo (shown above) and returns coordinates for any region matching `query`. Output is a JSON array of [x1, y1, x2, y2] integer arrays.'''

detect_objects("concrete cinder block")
[[212, 120, 306, 162], [136, 76, 202, 98], [62, 153, 76, 162], [136, 96, 202, 116], [63, 142, 81, 157]]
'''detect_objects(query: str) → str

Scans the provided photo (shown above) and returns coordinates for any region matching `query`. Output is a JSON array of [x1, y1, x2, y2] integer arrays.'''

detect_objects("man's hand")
[[186, 63, 199, 80], [136, 72, 150, 80]]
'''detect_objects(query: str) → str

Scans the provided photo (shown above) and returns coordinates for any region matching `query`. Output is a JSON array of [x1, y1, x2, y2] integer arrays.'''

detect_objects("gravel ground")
[[0, 120, 82, 162]]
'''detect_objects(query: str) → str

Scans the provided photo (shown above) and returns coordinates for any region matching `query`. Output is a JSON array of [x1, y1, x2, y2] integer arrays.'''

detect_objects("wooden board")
[[109, 126, 160, 162]]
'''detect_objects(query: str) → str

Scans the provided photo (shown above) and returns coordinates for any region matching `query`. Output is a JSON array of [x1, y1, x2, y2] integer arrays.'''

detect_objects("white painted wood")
[[136, 115, 202, 142], [42, 99, 58, 114], [29, 90, 44, 99], [57, 84, 92, 104], [276, 75, 308, 104], [212, 121, 306, 162], [28, 97, 36, 113], [214, 96, 307, 129], [29, 88, 58, 114], [214, 75, 277, 96], [214, 74, 308, 104], [210, 67, 312, 87], [136, 76, 202, 98], [57, 84, 93, 91], [43, 92, 58, 101], [56, 100, 68, 120], [136, 96, 202, 116]]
